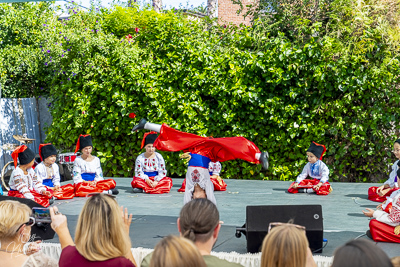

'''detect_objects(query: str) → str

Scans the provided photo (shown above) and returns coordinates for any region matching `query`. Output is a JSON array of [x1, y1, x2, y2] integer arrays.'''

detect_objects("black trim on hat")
[[395, 139, 400, 145], [144, 134, 158, 148], [79, 135, 93, 150], [306, 142, 324, 159], [19, 147, 36, 165], [41, 144, 57, 160]]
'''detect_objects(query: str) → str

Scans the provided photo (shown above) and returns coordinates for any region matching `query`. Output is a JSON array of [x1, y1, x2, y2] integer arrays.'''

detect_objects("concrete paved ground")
[[46, 178, 400, 258]]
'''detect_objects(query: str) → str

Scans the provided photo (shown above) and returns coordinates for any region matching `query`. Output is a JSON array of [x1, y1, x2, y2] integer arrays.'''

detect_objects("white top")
[[209, 161, 222, 175], [296, 160, 330, 184], [373, 190, 400, 226], [135, 152, 167, 182], [34, 162, 61, 187], [9, 167, 46, 200], [72, 156, 103, 184], [383, 160, 399, 188]]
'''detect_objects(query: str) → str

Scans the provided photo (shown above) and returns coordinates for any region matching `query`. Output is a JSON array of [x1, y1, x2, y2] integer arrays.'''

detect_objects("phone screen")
[[32, 207, 52, 223]]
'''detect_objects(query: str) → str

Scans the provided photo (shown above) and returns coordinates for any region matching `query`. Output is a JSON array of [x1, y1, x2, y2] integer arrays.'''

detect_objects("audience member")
[[0, 200, 58, 267], [141, 198, 243, 267], [330, 239, 392, 267], [261, 223, 316, 267], [50, 194, 136, 266], [149, 235, 206, 267], [392, 256, 400, 267]]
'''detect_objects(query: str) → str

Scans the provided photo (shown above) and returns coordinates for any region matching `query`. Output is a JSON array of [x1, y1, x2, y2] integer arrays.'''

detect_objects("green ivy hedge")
[[1, 2, 399, 181]]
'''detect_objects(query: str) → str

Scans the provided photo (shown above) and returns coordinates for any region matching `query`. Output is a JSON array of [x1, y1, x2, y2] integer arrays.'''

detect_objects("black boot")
[[132, 118, 147, 132], [111, 188, 119, 195], [260, 151, 269, 170]]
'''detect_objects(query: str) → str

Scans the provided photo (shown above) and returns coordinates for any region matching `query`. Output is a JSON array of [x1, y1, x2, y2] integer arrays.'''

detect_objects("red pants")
[[46, 184, 75, 200], [74, 179, 116, 197], [178, 178, 227, 192], [131, 176, 173, 194], [154, 124, 261, 163], [369, 219, 400, 243], [368, 186, 398, 202], [288, 179, 332, 195], [8, 189, 53, 207]]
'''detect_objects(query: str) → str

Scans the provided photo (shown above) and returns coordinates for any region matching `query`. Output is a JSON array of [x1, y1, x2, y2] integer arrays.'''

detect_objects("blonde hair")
[[0, 200, 31, 241], [150, 235, 207, 267], [75, 194, 131, 261], [261, 224, 309, 267]]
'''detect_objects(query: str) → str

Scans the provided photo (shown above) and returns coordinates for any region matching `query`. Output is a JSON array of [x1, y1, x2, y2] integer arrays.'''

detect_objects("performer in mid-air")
[[132, 118, 269, 204]]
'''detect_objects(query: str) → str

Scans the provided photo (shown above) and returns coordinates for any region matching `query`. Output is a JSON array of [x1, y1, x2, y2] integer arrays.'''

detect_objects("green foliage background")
[[1, 1, 399, 181]]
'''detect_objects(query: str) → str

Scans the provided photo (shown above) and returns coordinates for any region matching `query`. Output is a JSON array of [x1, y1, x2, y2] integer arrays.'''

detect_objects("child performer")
[[131, 132, 173, 194], [35, 143, 75, 199], [288, 142, 332, 195], [8, 145, 53, 207], [178, 160, 227, 192], [368, 139, 400, 202], [132, 118, 269, 204], [363, 168, 400, 243], [72, 134, 119, 197]]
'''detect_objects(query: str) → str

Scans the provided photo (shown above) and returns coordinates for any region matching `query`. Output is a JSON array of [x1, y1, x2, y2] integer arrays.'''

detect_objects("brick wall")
[[218, 0, 257, 26]]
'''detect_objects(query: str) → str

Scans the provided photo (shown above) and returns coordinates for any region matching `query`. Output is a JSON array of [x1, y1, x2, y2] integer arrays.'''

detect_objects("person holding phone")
[[8, 145, 53, 207], [0, 200, 58, 267], [50, 194, 136, 266]]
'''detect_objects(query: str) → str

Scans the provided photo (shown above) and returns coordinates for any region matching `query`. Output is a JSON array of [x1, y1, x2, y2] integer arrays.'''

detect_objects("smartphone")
[[32, 207, 52, 223]]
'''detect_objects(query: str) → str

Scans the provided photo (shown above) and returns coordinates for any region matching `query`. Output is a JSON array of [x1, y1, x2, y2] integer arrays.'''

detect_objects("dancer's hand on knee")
[[362, 208, 374, 217], [292, 183, 299, 189]]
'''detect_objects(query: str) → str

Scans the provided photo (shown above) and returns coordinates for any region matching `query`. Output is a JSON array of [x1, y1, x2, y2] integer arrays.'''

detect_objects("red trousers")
[[370, 219, 400, 243], [178, 178, 227, 192], [131, 176, 173, 194], [8, 189, 53, 207], [368, 186, 398, 202], [288, 179, 332, 195], [74, 179, 116, 197], [154, 124, 261, 163], [46, 184, 75, 200]]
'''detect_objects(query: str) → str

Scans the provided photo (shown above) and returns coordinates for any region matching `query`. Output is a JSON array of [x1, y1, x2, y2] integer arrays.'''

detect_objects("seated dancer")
[[73, 134, 119, 197], [363, 169, 400, 243], [178, 160, 227, 192], [8, 145, 53, 207], [35, 143, 75, 199], [288, 142, 332, 195], [131, 132, 173, 194], [368, 139, 400, 202], [132, 118, 269, 204]]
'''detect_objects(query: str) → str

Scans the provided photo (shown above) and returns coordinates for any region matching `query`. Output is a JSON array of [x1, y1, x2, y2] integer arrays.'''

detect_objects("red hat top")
[[11, 145, 35, 168]]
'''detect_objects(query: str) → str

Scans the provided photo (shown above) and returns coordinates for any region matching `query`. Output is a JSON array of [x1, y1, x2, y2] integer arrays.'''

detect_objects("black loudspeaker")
[[236, 205, 323, 253], [0, 195, 55, 241]]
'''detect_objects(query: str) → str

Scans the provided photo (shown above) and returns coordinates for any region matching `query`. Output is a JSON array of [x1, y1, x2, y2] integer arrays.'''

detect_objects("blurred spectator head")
[[0, 200, 32, 243]]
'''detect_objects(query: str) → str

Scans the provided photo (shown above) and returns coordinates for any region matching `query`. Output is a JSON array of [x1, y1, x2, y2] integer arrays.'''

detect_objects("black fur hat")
[[39, 143, 57, 161], [11, 145, 35, 168], [306, 142, 326, 160]]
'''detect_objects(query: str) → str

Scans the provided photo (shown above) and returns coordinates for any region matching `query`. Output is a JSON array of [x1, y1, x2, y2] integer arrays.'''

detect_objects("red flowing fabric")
[[8, 189, 53, 207], [368, 186, 398, 202], [288, 179, 332, 195], [46, 184, 75, 199], [178, 178, 227, 192], [74, 179, 116, 197], [369, 219, 400, 243], [131, 176, 173, 194], [154, 124, 261, 164]]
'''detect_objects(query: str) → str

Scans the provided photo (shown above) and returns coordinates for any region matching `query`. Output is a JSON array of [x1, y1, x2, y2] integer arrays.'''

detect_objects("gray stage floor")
[[46, 178, 400, 258]]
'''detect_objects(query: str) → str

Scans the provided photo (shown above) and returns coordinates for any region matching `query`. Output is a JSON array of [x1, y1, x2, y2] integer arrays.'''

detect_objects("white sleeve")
[[31, 170, 47, 194], [374, 194, 400, 226], [94, 157, 104, 181], [10, 169, 33, 199], [34, 164, 45, 183], [319, 162, 330, 183], [384, 161, 399, 188], [154, 153, 167, 182], [72, 158, 84, 184], [53, 163, 61, 186], [296, 163, 310, 183], [135, 155, 148, 180], [212, 162, 222, 176]]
